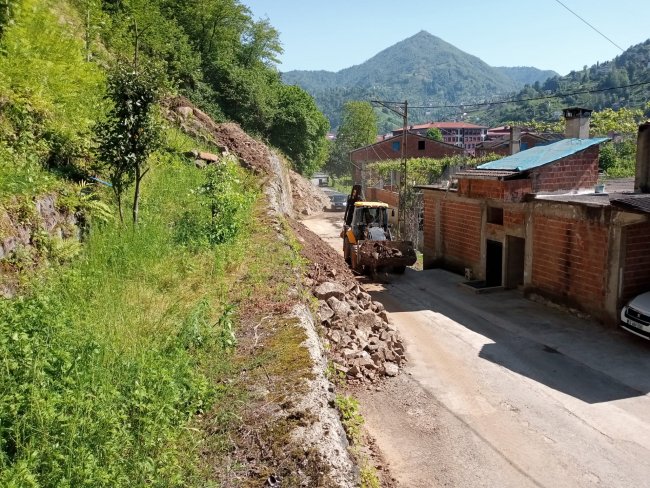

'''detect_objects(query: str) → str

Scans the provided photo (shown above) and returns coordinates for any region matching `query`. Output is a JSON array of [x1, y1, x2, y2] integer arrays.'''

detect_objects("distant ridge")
[[282, 31, 557, 130]]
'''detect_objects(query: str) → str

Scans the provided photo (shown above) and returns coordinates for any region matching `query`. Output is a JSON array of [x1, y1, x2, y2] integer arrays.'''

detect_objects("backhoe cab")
[[342, 201, 416, 275]]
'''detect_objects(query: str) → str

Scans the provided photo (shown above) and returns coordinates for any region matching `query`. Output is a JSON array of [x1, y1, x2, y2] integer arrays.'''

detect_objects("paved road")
[[302, 212, 650, 488]]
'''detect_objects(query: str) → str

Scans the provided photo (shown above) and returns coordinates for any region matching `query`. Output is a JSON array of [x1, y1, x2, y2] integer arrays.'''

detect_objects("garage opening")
[[506, 236, 525, 289], [486, 240, 503, 287]]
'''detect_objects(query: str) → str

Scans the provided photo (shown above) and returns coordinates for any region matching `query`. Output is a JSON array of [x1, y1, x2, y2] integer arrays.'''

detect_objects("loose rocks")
[[309, 275, 406, 383]]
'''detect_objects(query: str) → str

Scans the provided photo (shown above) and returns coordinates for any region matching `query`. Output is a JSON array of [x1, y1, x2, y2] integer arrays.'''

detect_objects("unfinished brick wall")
[[531, 214, 608, 314], [621, 222, 650, 303], [504, 210, 525, 229], [532, 146, 599, 192], [458, 179, 503, 200], [364, 188, 399, 207], [458, 178, 533, 202], [440, 200, 482, 269]]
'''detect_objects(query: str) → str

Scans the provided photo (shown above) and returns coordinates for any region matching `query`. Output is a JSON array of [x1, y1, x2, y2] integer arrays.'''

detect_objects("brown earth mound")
[[289, 170, 331, 217], [164, 96, 332, 218]]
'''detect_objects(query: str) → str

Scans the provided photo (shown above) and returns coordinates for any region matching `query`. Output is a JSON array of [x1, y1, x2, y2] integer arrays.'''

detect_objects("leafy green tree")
[[426, 127, 443, 141], [0, 0, 18, 37], [96, 63, 163, 224], [327, 101, 377, 177], [270, 85, 330, 176], [591, 107, 644, 136]]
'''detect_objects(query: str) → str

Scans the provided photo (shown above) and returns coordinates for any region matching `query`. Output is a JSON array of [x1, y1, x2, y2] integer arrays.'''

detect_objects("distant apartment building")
[[392, 122, 488, 155]]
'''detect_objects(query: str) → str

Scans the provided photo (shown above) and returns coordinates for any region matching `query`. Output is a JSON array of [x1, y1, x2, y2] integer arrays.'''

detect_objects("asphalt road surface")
[[302, 211, 650, 488]]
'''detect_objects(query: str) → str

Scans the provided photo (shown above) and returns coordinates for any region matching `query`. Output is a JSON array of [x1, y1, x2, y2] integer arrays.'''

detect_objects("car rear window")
[[331, 195, 347, 202]]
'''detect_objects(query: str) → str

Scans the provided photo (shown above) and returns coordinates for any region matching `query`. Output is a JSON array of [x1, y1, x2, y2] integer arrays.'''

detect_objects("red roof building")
[[392, 122, 488, 155]]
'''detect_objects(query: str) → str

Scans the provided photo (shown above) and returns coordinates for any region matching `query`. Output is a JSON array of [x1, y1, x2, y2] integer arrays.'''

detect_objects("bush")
[[175, 158, 256, 249], [600, 140, 637, 178]]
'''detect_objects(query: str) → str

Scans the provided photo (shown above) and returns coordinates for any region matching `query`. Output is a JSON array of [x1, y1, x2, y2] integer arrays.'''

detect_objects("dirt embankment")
[[166, 97, 362, 486], [164, 97, 329, 217]]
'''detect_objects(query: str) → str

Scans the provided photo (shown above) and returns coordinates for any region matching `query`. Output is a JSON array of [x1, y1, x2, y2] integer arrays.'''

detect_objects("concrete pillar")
[[510, 126, 521, 155], [478, 202, 487, 281], [635, 122, 650, 193], [563, 107, 592, 139], [523, 202, 534, 287], [604, 217, 624, 325]]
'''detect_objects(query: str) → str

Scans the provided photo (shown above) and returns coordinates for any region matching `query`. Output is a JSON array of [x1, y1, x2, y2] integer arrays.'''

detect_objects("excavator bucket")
[[357, 240, 417, 269]]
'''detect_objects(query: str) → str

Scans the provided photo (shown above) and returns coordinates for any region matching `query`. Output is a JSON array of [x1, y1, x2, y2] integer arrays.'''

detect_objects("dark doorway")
[[486, 240, 503, 287], [506, 236, 525, 289]]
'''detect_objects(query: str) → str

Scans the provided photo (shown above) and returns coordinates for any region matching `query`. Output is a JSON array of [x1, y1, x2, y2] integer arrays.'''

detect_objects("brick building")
[[416, 112, 650, 325], [475, 130, 562, 157], [392, 122, 488, 155], [349, 132, 463, 183]]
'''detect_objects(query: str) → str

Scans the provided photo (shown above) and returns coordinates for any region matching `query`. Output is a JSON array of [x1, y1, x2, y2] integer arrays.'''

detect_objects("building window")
[[392, 141, 401, 152], [418, 140, 425, 150], [487, 207, 504, 225]]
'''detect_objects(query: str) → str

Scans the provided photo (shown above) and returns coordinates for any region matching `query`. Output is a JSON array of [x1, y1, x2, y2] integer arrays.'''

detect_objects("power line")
[[405, 80, 650, 110], [553, 0, 625, 52]]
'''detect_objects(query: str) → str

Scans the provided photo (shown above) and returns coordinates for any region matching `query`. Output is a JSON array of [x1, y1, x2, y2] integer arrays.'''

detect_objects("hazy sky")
[[243, 0, 650, 76]]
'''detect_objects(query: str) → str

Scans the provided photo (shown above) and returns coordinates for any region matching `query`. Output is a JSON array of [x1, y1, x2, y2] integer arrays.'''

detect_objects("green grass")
[[0, 152, 262, 487], [0, 0, 106, 203]]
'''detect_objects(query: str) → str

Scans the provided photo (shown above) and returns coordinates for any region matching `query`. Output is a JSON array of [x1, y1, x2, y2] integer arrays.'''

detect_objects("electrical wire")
[[553, 0, 625, 52], [405, 79, 650, 110]]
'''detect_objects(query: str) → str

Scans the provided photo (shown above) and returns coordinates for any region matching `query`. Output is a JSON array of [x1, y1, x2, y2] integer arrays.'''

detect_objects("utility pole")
[[371, 100, 408, 237]]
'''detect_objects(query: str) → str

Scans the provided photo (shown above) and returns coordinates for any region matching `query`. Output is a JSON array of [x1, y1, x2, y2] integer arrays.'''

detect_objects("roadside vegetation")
[[368, 153, 501, 187], [0, 1, 318, 486]]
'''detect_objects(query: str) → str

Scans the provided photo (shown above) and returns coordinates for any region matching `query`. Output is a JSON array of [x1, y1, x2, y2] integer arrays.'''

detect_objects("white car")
[[620, 291, 650, 340]]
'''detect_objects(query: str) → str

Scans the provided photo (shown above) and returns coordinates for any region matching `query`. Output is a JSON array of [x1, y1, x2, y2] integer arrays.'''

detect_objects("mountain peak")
[[282, 32, 556, 130]]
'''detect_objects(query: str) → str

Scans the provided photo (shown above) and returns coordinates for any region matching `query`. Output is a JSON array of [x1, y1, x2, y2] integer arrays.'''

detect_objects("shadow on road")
[[368, 268, 650, 404]]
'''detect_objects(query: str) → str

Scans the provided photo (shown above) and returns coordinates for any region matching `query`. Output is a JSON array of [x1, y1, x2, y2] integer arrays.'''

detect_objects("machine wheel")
[[392, 265, 406, 274]]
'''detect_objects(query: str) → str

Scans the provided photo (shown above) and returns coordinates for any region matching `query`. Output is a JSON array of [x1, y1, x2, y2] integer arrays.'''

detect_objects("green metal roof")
[[476, 138, 609, 171]]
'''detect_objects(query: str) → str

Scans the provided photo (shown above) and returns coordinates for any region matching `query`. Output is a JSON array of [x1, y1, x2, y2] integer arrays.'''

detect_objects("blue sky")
[[243, 0, 650, 76]]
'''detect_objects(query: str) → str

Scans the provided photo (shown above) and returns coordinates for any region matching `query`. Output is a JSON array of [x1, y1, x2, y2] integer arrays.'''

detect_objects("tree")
[[591, 107, 644, 136], [426, 127, 443, 141], [326, 101, 377, 177], [96, 62, 163, 224], [269, 84, 330, 176]]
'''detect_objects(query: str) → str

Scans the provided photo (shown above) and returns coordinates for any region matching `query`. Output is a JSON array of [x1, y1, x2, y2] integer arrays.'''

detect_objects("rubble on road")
[[306, 265, 406, 383], [288, 219, 407, 383], [311, 272, 406, 383]]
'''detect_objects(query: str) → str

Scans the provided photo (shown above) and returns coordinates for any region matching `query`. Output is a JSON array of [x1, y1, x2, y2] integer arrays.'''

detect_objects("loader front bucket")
[[357, 240, 417, 270]]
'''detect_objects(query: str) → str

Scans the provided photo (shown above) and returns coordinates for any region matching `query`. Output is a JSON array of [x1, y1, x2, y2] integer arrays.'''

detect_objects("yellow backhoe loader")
[[341, 201, 416, 275]]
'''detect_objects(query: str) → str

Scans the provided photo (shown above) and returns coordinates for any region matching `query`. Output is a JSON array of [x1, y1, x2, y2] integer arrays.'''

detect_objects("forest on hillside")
[[477, 39, 650, 125], [1, 0, 330, 179]]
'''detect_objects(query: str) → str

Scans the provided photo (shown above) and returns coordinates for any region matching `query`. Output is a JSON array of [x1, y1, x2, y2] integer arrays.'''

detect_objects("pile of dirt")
[[289, 170, 331, 217], [289, 219, 407, 383], [164, 97, 332, 219]]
